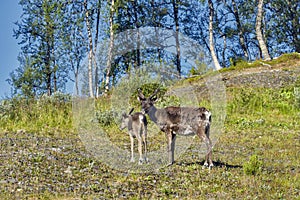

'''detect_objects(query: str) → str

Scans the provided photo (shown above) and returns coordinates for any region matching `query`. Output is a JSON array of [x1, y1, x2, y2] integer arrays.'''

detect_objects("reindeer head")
[[137, 88, 159, 114], [120, 108, 134, 130]]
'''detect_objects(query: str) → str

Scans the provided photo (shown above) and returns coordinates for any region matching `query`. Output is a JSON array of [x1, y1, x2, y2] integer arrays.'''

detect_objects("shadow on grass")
[[176, 160, 242, 169]]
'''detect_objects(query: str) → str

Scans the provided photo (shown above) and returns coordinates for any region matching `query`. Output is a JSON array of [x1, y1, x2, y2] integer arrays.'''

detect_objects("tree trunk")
[[222, 35, 226, 67], [104, 0, 115, 95], [172, 0, 181, 76], [84, 0, 95, 98], [232, 0, 249, 60], [94, 0, 101, 98], [46, 63, 52, 96], [75, 63, 79, 96], [45, 33, 52, 96], [255, 0, 271, 61], [53, 65, 57, 93], [208, 0, 222, 70], [52, 46, 57, 93], [133, 0, 141, 70]]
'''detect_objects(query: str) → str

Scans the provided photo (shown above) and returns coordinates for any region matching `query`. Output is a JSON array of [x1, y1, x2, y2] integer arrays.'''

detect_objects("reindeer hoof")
[[138, 158, 144, 165], [202, 162, 214, 169], [202, 162, 208, 169], [144, 158, 149, 163]]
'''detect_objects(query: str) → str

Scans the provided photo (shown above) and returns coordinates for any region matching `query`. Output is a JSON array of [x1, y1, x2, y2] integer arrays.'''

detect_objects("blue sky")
[[0, 1, 22, 99]]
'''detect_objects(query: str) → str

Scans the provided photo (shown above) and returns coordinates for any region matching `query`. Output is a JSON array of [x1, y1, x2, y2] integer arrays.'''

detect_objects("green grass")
[[181, 53, 300, 85], [0, 57, 300, 199], [0, 93, 73, 136], [220, 52, 300, 72]]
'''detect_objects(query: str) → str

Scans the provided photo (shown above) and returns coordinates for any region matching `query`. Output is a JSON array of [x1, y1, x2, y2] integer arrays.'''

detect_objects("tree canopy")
[[9, 0, 299, 98]]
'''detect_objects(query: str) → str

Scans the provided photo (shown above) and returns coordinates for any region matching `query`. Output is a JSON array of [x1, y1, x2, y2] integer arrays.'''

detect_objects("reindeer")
[[137, 89, 213, 169], [120, 108, 148, 165]]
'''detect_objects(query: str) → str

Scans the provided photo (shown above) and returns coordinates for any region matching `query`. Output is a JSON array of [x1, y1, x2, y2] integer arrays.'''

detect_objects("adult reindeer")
[[138, 88, 213, 168]]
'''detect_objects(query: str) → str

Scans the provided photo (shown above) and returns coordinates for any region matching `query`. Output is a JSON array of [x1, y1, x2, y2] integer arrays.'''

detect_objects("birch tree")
[[172, 0, 182, 76], [231, 0, 249, 60], [104, 0, 115, 95], [255, 0, 271, 60], [84, 0, 95, 97], [94, 0, 102, 98], [208, 0, 222, 70]]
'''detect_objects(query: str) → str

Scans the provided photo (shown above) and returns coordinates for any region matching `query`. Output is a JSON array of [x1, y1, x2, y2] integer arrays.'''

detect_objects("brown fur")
[[138, 89, 213, 168]]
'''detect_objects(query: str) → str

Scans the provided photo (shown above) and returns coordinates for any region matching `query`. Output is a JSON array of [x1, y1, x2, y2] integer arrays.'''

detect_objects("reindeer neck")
[[148, 106, 160, 124]]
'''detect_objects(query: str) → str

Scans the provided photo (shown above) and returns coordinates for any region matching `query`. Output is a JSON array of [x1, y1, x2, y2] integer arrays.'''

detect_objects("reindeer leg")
[[142, 128, 148, 163], [171, 133, 176, 165], [166, 130, 176, 166], [137, 136, 143, 165], [197, 127, 213, 169], [207, 137, 213, 169], [202, 135, 213, 169], [129, 134, 135, 163], [205, 124, 213, 169], [201, 135, 209, 169]]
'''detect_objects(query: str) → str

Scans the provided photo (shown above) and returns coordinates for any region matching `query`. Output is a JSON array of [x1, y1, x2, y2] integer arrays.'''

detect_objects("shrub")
[[243, 154, 263, 175], [95, 109, 118, 126]]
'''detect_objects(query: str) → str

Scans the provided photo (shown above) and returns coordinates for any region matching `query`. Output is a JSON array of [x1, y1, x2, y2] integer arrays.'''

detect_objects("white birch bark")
[[208, 0, 222, 70], [84, 0, 94, 98], [104, 0, 115, 95], [256, 0, 271, 61]]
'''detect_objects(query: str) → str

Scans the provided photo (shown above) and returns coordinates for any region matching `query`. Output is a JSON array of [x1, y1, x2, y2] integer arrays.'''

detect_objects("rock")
[[16, 129, 26, 134]]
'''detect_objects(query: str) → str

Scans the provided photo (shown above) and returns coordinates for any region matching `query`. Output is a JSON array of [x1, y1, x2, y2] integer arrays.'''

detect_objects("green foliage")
[[295, 89, 300, 109], [229, 57, 247, 67], [133, 82, 166, 100], [268, 0, 300, 52], [221, 53, 300, 72], [158, 94, 180, 108], [0, 92, 72, 135], [9, 55, 42, 98], [95, 109, 118, 126], [271, 53, 300, 64], [12, 0, 79, 96], [293, 77, 300, 109], [129, 83, 167, 106], [243, 154, 263, 175], [228, 87, 299, 116], [189, 58, 211, 76]]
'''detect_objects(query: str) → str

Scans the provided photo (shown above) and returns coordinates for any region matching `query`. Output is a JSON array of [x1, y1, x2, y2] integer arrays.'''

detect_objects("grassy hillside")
[[0, 53, 299, 199]]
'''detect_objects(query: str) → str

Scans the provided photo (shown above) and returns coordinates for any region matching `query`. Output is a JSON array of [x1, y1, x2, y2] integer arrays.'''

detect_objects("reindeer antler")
[[137, 88, 145, 99], [150, 88, 160, 99]]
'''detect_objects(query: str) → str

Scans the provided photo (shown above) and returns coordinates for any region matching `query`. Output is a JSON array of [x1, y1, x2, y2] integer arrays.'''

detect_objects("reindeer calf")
[[120, 108, 148, 165]]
